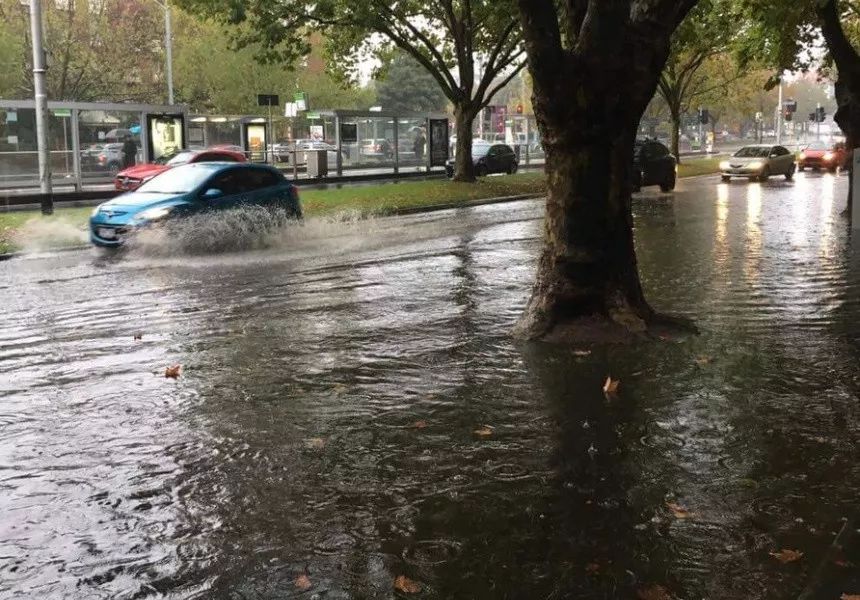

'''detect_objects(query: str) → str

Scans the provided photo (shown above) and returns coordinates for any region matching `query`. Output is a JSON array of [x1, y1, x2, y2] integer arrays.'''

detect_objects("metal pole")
[[267, 102, 273, 164], [164, 1, 174, 105], [393, 118, 399, 174], [71, 108, 82, 191], [817, 103, 821, 140], [776, 78, 783, 144], [30, 0, 52, 211]]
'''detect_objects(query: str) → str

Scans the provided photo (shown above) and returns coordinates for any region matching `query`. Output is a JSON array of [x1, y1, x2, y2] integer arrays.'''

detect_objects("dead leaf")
[[413, 420, 428, 429], [666, 502, 693, 519], [164, 364, 181, 379], [295, 574, 312, 591], [840, 595, 860, 600], [769, 549, 804, 563], [694, 355, 712, 366], [133, 333, 143, 341], [473, 425, 494, 437], [573, 350, 592, 357], [584, 562, 600, 574], [303, 437, 326, 450], [603, 376, 620, 394], [835, 559, 854, 568], [637, 584, 673, 600], [393, 575, 421, 594]]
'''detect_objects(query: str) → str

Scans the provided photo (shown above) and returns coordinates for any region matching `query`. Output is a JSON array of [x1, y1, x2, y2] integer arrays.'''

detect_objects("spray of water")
[[9, 215, 88, 253]]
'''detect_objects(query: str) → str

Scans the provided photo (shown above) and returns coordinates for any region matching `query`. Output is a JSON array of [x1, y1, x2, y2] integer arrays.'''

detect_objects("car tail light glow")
[[798, 152, 806, 160], [824, 152, 835, 161]]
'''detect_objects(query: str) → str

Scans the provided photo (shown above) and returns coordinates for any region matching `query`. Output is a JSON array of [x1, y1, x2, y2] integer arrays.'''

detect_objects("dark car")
[[633, 139, 677, 192], [446, 142, 518, 177]]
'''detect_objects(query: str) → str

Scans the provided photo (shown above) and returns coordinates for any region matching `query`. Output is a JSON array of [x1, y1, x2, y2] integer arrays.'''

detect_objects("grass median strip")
[[0, 159, 721, 254]]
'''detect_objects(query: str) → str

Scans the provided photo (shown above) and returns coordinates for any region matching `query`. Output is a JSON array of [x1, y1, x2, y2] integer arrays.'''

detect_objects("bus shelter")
[[0, 100, 187, 191]]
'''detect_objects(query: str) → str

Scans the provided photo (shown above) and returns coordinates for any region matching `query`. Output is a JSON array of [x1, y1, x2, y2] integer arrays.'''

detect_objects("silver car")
[[720, 145, 796, 182]]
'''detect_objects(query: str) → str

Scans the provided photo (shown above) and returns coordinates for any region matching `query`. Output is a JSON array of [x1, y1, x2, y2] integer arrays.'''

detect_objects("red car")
[[797, 141, 846, 173], [114, 148, 246, 191]]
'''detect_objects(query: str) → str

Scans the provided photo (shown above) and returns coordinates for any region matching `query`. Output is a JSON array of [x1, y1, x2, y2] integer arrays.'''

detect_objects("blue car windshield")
[[137, 165, 213, 194]]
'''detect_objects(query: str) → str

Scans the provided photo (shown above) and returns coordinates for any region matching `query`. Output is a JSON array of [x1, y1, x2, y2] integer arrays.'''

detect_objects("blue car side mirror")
[[203, 188, 223, 199]]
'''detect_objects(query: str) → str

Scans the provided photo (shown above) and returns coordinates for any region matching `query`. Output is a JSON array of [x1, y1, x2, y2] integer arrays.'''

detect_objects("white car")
[[720, 145, 796, 182]]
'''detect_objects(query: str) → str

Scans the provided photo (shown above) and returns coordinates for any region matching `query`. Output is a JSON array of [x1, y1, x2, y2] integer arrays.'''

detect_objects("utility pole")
[[816, 103, 822, 141], [30, 0, 52, 212], [776, 78, 783, 144], [164, 0, 174, 104]]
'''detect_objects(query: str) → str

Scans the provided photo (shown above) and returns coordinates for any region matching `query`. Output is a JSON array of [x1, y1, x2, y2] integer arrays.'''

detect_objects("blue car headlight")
[[135, 206, 173, 223], [91, 206, 101, 217]]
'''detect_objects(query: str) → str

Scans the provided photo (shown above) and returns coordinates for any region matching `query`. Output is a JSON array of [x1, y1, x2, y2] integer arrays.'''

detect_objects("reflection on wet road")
[[1, 172, 859, 599]]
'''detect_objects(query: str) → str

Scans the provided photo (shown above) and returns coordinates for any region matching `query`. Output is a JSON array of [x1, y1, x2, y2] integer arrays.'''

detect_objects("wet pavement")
[[1, 173, 859, 599]]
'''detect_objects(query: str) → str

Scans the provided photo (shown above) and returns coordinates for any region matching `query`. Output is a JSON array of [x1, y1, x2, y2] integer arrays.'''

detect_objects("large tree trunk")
[[452, 104, 477, 182], [514, 1, 699, 343], [817, 0, 860, 218], [513, 121, 655, 341]]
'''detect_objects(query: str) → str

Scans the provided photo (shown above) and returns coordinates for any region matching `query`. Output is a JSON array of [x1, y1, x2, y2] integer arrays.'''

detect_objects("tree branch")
[[817, 0, 860, 78], [517, 0, 564, 91], [478, 57, 528, 109]]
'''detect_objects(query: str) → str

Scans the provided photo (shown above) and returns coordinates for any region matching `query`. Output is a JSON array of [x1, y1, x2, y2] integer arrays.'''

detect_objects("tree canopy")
[[374, 51, 448, 114]]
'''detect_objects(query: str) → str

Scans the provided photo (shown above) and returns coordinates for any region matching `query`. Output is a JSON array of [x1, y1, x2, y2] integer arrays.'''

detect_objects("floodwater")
[[1, 173, 859, 599]]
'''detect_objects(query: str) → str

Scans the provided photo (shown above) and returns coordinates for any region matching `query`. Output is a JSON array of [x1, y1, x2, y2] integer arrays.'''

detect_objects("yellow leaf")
[[573, 350, 592, 357], [585, 562, 600, 574], [295, 574, 312, 591], [394, 575, 421, 594], [770, 549, 804, 563], [637, 584, 673, 600], [840, 595, 860, 600], [413, 420, 428, 429], [694, 355, 712, 366], [303, 437, 325, 450], [164, 364, 181, 379], [666, 502, 693, 519], [603, 377, 620, 394], [473, 425, 494, 437]]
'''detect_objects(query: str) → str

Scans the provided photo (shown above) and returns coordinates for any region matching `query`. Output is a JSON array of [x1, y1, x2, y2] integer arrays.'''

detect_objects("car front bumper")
[[89, 220, 133, 247]]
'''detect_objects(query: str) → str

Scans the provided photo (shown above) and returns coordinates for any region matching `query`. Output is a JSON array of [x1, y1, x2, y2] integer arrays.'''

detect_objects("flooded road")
[[1, 173, 859, 599]]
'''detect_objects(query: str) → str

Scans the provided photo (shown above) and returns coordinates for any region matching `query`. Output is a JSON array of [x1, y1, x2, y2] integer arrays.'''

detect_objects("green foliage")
[[172, 10, 374, 114], [374, 51, 448, 113]]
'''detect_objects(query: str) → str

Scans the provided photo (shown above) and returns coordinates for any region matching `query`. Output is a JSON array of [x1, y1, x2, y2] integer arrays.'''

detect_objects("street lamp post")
[[29, 0, 52, 211], [150, 0, 174, 105]]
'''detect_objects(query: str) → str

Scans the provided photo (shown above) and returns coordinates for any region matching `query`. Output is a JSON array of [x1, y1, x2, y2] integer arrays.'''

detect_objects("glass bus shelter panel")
[[79, 110, 142, 180], [397, 118, 427, 171], [206, 119, 242, 148], [243, 122, 267, 162], [349, 117, 396, 171]]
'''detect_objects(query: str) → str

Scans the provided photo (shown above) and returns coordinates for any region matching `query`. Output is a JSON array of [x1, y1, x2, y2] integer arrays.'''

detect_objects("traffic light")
[[816, 106, 826, 122], [809, 112, 817, 122], [783, 109, 793, 122], [516, 103, 523, 115], [698, 108, 709, 125]]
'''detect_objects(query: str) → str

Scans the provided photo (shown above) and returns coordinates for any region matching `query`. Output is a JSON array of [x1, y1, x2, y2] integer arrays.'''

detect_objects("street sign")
[[52, 108, 71, 117], [305, 112, 320, 120], [284, 102, 298, 117], [257, 94, 279, 107], [294, 92, 308, 111]]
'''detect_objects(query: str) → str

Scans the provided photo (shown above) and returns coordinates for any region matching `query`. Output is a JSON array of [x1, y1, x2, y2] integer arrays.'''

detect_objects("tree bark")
[[452, 103, 477, 182], [515, 0, 699, 343], [818, 0, 860, 217]]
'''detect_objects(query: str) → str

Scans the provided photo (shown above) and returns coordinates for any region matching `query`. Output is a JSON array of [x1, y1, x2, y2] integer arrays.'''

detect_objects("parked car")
[[797, 140, 846, 172], [114, 147, 246, 191], [445, 142, 518, 177], [360, 139, 394, 160], [720, 145, 796, 182], [90, 163, 302, 248], [82, 143, 124, 174], [633, 139, 677, 192]]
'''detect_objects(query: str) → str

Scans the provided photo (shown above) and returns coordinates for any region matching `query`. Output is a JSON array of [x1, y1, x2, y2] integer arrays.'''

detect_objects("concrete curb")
[[0, 244, 89, 262]]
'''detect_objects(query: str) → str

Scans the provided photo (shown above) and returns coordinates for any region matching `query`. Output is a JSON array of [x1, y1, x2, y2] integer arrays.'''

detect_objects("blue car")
[[89, 162, 302, 247]]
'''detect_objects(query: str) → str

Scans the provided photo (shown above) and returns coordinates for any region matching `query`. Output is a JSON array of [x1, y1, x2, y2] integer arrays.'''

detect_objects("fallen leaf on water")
[[603, 377, 620, 395], [573, 349, 592, 357], [584, 562, 601, 574], [393, 575, 421, 594], [164, 364, 181, 379], [295, 574, 312, 591], [666, 502, 693, 519], [694, 355, 712, 366], [637, 583, 673, 600], [840, 594, 860, 600], [413, 420, 428, 429], [303, 437, 326, 450], [133, 333, 143, 341], [769, 549, 804, 563], [473, 425, 494, 437], [835, 559, 854, 568]]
